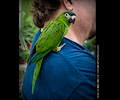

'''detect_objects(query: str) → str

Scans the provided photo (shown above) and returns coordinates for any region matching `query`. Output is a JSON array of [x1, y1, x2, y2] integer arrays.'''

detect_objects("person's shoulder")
[[41, 43, 83, 79], [42, 42, 78, 67], [42, 49, 71, 68]]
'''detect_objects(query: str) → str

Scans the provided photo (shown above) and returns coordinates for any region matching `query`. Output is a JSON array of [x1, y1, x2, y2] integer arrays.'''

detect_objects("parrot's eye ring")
[[65, 13, 68, 16], [64, 13, 69, 17], [64, 13, 70, 19]]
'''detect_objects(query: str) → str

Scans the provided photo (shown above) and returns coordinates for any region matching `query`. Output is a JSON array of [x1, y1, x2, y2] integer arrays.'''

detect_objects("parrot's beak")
[[69, 15, 76, 24]]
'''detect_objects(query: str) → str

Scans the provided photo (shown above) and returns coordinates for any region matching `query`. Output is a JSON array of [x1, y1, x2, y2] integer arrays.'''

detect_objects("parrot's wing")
[[27, 21, 54, 63], [36, 21, 66, 53], [29, 20, 67, 65]]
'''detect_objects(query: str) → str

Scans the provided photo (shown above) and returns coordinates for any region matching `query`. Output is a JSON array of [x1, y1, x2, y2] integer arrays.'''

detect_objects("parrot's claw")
[[57, 43, 66, 51]]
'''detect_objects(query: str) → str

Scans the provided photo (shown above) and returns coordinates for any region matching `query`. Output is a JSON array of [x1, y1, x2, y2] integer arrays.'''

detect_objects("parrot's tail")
[[32, 58, 43, 94]]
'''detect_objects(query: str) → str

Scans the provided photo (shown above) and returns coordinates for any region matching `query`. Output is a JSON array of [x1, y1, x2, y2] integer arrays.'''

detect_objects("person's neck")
[[65, 26, 87, 46]]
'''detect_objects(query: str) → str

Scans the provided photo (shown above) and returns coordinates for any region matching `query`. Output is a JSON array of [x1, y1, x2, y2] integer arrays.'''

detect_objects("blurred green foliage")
[[19, 0, 38, 99], [21, 0, 32, 22], [19, 11, 39, 62], [84, 38, 96, 53], [19, 3, 39, 62]]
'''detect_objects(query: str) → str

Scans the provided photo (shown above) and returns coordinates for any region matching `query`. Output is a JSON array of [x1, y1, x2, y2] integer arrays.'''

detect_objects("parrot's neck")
[[55, 16, 70, 27]]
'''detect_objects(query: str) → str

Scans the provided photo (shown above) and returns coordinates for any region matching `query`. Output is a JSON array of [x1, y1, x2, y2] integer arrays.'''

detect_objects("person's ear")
[[63, 0, 73, 11]]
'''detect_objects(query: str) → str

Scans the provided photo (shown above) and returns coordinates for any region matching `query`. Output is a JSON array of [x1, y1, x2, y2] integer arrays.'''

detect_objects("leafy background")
[[19, 0, 39, 99]]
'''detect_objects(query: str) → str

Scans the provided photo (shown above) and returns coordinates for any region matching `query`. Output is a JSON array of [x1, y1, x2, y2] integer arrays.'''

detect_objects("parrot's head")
[[57, 11, 76, 26]]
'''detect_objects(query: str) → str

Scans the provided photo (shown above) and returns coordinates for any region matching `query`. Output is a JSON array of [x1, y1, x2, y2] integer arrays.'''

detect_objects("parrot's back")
[[28, 20, 67, 65]]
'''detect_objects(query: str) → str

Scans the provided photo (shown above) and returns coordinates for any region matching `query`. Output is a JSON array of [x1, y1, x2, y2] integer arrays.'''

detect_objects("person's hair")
[[30, 0, 62, 28]]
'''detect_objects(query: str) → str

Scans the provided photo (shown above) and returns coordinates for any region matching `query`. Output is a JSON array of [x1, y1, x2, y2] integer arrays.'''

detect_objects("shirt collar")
[[61, 37, 85, 50]]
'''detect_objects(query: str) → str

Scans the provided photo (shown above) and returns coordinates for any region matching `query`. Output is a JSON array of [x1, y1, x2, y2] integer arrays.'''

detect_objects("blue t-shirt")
[[22, 30, 96, 100]]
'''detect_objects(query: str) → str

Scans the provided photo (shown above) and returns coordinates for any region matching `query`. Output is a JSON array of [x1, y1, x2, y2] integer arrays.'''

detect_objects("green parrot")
[[27, 11, 76, 94]]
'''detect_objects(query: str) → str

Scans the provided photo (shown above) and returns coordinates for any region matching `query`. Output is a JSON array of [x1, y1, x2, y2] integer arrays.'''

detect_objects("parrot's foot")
[[57, 43, 66, 51]]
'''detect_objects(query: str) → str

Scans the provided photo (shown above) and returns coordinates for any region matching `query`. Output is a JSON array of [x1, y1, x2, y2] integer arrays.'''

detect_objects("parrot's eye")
[[64, 13, 70, 19]]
